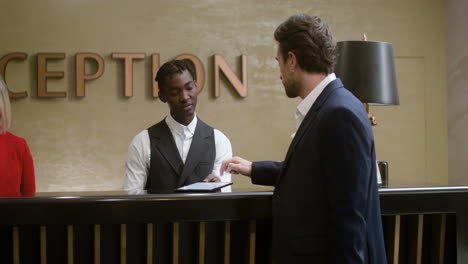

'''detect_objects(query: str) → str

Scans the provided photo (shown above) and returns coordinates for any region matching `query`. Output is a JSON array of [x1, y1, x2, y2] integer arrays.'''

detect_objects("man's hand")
[[203, 174, 221, 182], [220, 156, 252, 177]]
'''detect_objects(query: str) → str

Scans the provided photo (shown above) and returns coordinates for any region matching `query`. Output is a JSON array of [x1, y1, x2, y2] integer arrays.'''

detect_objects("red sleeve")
[[20, 139, 36, 196]]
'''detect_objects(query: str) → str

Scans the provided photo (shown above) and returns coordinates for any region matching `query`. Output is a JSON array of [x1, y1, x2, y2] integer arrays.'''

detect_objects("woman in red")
[[0, 76, 35, 197]]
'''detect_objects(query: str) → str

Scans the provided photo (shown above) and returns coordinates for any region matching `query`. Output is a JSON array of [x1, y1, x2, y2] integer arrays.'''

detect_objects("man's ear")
[[287, 51, 297, 71], [158, 89, 167, 103]]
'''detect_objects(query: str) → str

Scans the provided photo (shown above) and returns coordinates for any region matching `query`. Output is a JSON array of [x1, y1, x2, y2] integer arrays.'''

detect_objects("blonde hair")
[[0, 75, 12, 134]]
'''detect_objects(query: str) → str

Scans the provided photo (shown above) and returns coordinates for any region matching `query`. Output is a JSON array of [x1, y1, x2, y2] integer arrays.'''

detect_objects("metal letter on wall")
[[152, 54, 160, 98], [214, 55, 247, 97], [75, 53, 105, 97], [111, 53, 145, 97], [0, 52, 28, 98], [175, 54, 205, 94], [37, 53, 66, 98]]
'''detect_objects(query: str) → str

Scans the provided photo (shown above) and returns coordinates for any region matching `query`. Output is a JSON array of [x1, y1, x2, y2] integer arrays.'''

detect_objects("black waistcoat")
[[145, 119, 216, 194]]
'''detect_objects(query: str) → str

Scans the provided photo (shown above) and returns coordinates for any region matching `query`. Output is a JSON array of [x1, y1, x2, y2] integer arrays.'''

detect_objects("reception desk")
[[0, 186, 467, 264]]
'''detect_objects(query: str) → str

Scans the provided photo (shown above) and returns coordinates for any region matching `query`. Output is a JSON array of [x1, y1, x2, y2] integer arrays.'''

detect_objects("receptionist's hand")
[[220, 156, 252, 177], [203, 174, 221, 182]]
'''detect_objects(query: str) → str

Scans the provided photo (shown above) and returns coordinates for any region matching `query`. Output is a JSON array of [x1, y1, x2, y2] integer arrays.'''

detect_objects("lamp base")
[[363, 103, 378, 126]]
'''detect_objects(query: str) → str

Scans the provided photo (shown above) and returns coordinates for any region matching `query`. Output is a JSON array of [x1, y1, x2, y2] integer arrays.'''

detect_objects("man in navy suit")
[[221, 14, 386, 263]]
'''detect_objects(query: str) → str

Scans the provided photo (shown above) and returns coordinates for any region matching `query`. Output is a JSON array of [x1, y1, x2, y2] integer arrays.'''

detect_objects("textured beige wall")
[[1, 0, 448, 193], [447, 0, 468, 185]]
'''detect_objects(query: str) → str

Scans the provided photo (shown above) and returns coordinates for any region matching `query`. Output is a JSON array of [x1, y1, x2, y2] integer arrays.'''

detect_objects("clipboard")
[[175, 182, 233, 193]]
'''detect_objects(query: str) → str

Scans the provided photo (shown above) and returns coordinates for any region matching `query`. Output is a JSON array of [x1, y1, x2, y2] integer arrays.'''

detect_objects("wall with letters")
[[1, 0, 448, 192]]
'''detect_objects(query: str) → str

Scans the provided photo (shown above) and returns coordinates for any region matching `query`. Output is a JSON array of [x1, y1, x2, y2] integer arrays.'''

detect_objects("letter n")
[[214, 55, 247, 97]]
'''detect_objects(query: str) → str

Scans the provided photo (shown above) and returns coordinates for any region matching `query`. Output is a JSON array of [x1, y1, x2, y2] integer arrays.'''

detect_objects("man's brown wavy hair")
[[274, 14, 336, 74]]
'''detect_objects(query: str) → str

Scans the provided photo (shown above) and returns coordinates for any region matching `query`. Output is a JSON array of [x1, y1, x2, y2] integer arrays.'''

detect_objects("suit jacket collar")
[[283, 78, 344, 169], [296, 73, 336, 120]]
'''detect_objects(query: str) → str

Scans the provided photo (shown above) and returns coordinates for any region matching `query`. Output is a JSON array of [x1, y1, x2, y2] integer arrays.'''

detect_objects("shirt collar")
[[165, 113, 198, 138], [296, 73, 336, 120]]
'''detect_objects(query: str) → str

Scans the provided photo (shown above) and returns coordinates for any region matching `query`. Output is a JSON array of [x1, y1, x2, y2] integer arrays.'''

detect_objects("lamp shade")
[[335, 41, 399, 105]]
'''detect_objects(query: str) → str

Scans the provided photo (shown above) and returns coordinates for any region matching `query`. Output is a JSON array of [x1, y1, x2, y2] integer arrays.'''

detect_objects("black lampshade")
[[335, 41, 399, 105]]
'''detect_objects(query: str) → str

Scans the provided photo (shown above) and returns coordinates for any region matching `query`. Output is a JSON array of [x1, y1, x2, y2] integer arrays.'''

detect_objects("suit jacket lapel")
[[151, 122, 184, 176], [178, 121, 211, 186], [282, 79, 344, 169]]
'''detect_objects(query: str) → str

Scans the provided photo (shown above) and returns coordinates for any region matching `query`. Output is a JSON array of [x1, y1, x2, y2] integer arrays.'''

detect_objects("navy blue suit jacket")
[[251, 79, 386, 263]]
